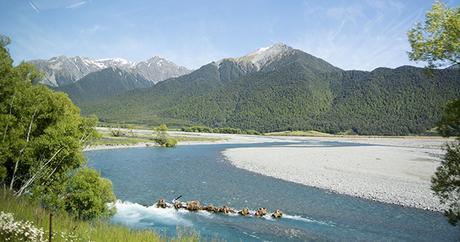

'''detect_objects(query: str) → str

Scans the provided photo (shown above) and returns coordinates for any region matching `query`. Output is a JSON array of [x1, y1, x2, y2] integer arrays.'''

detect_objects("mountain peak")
[[230, 42, 294, 69], [254, 42, 291, 53]]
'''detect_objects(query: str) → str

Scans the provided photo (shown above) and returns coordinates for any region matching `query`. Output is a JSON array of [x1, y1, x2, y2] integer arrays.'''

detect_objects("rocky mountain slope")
[[30, 56, 190, 86]]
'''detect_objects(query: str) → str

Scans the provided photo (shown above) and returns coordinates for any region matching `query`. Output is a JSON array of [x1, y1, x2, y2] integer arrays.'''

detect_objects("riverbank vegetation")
[[407, 1, 460, 226], [0, 190, 198, 242], [0, 36, 198, 240], [88, 126, 223, 147], [181, 126, 260, 135]]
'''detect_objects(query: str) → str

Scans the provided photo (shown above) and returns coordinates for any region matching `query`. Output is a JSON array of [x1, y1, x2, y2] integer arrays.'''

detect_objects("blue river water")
[[86, 141, 460, 241]]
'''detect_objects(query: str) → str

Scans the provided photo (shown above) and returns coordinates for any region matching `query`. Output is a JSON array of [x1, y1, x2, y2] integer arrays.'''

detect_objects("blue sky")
[[1, 0, 458, 70]]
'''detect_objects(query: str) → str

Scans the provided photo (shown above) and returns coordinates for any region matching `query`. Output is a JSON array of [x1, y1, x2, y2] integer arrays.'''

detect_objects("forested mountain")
[[30, 55, 190, 87], [75, 43, 460, 135], [55, 67, 152, 103]]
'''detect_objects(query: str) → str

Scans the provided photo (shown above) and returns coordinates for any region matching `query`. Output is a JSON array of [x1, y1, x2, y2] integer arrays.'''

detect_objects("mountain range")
[[30, 55, 190, 87], [31, 43, 460, 135]]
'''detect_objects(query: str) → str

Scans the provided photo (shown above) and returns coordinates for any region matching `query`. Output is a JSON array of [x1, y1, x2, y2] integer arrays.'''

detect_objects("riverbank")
[[223, 136, 454, 211], [0, 190, 198, 242], [84, 128, 289, 151]]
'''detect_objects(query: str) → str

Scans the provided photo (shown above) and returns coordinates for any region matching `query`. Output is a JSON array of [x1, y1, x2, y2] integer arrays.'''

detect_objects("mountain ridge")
[[30, 55, 191, 87], [48, 43, 460, 135]]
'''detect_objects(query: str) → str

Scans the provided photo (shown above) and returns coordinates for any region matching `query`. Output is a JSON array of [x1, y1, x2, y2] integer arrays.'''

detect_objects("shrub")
[[110, 129, 125, 137], [64, 168, 116, 220], [0, 211, 45, 242], [165, 138, 177, 147], [153, 137, 177, 147]]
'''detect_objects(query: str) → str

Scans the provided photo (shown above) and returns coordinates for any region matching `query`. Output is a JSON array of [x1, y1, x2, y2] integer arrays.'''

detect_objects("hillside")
[[77, 44, 460, 135], [55, 67, 152, 103]]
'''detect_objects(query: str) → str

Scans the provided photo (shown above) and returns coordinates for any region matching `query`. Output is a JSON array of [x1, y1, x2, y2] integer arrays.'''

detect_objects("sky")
[[0, 0, 458, 70]]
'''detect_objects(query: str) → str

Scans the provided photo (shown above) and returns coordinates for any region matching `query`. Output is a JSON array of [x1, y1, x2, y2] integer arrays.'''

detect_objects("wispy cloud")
[[28, 1, 40, 13], [66, 1, 86, 9]]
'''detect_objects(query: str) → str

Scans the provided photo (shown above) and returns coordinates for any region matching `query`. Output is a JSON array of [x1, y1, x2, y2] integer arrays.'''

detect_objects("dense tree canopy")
[[438, 99, 460, 137]]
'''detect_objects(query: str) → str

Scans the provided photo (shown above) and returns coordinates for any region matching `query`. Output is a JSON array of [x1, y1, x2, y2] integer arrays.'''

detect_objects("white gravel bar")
[[223, 137, 453, 211]]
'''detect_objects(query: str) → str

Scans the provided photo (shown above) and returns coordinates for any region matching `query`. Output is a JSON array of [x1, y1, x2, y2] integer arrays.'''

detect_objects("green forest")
[[77, 51, 460, 136]]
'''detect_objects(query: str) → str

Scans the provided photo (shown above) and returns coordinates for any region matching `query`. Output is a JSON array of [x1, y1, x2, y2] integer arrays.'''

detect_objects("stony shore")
[[223, 136, 454, 211]]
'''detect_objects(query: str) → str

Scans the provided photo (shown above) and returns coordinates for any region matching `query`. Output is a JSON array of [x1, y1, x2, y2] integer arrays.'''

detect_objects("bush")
[[0, 211, 45, 242], [153, 137, 177, 148], [64, 168, 116, 220], [165, 138, 177, 147], [110, 129, 125, 137]]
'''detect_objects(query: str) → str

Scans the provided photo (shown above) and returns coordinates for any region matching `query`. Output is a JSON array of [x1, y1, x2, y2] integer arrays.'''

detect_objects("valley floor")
[[87, 127, 452, 211], [223, 135, 454, 211]]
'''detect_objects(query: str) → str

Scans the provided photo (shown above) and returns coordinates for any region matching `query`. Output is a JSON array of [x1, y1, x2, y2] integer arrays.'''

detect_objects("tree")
[[155, 124, 168, 136], [153, 124, 177, 147], [64, 168, 116, 220], [407, 2, 460, 225], [0, 36, 116, 219], [432, 141, 460, 225], [407, 1, 460, 68], [432, 101, 460, 225]]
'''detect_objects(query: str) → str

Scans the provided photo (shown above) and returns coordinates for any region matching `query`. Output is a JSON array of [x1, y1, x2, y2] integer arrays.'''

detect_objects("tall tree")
[[407, 2, 460, 225]]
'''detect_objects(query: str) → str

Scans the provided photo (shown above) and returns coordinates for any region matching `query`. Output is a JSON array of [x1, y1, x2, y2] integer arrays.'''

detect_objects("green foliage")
[[81, 62, 460, 135], [182, 126, 214, 133], [153, 124, 177, 147], [110, 129, 125, 137], [432, 142, 460, 225], [0, 37, 117, 223], [64, 168, 116, 220], [54, 67, 152, 104], [153, 137, 177, 147], [0, 41, 96, 197], [432, 99, 460, 226], [164, 138, 178, 147], [437, 99, 460, 137], [155, 123, 168, 133], [408, 1, 460, 68], [181, 126, 261, 135]]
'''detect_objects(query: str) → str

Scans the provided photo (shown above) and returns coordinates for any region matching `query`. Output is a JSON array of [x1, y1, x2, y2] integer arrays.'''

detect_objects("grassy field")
[[0, 190, 198, 242]]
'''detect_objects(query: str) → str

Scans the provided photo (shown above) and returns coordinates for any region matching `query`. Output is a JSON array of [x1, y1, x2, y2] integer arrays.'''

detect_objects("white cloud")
[[66, 1, 86, 9], [28, 1, 40, 13]]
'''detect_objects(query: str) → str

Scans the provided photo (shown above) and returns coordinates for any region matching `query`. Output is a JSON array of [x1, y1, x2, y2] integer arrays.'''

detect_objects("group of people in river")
[[155, 197, 283, 219]]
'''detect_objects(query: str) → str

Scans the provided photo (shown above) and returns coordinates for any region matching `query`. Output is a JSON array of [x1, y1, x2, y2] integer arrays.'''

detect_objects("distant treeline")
[[181, 126, 261, 135]]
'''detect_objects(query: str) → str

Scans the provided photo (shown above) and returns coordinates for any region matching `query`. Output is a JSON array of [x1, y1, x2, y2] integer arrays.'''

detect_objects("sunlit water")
[[86, 141, 460, 241]]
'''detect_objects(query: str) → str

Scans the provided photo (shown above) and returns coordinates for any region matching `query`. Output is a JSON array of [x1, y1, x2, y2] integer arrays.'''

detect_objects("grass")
[[88, 128, 224, 147], [90, 137, 153, 146], [0, 190, 199, 242], [171, 135, 224, 142]]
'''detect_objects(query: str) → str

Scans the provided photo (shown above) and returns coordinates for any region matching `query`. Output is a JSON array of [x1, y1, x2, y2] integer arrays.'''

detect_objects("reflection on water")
[[86, 142, 460, 241]]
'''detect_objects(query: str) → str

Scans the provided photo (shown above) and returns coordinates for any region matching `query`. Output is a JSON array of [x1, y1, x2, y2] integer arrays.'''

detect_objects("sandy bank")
[[223, 138, 452, 211]]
